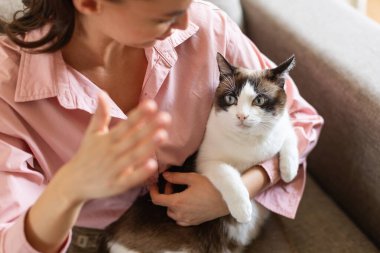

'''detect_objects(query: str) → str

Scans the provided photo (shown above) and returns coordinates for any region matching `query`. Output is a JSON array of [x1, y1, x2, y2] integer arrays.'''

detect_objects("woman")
[[0, 0, 323, 252]]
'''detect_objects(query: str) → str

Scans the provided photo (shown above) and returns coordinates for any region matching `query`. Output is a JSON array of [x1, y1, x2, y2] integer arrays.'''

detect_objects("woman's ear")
[[72, 0, 103, 15]]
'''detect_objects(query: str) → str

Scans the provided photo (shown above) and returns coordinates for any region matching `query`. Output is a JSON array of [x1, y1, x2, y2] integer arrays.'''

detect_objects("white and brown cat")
[[98, 53, 299, 253]]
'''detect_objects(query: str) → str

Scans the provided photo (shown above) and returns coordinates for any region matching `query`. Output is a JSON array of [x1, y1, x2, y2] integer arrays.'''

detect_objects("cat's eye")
[[253, 95, 267, 106], [224, 95, 237, 105]]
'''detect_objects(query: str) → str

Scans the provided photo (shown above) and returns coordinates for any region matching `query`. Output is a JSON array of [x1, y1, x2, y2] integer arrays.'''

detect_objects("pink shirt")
[[0, 1, 323, 252]]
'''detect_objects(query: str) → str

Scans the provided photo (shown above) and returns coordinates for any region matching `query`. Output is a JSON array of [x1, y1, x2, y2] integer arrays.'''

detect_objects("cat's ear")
[[271, 55, 296, 77], [267, 55, 296, 88], [217, 53, 235, 76]]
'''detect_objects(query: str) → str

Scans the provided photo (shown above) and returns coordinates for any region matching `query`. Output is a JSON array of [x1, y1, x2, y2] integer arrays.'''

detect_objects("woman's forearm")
[[24, 170, 85, 253], [242, 165, 270, 199]]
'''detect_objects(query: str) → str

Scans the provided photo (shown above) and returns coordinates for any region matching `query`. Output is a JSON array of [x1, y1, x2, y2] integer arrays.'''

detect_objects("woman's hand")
[[150, 172, 229, 226], [149, 166, 270, 227], [53, 93, 172, 204], [26, 93, 171, 252]]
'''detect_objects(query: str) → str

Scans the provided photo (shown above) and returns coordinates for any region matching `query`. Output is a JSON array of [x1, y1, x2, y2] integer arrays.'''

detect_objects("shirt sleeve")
[[0, 124, 72, 252], [224, 15, 324, 218]]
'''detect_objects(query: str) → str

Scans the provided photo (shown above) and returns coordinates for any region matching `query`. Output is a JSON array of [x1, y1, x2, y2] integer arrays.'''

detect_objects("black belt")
[[68, 226, 103, 253]]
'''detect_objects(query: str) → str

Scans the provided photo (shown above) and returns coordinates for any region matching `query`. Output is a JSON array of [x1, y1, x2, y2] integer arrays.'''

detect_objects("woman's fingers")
[[86, 93, 111, 135], [113, 128, 168, 175], [109, 99, 171, 160], [163, 172, 194, 186], [73, 97, 173, 199], [114, 112, 171, 156], [110, 99, 158, 138], [117, 158, 158, 189], [164, 182, 174, 194], [150, 184, 177, 207]]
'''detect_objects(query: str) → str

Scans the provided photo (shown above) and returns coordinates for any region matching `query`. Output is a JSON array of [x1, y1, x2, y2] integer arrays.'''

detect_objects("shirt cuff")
[[259, 155, 281, 185], [255, 162, 307, 219], [2, 211, 72, 253]]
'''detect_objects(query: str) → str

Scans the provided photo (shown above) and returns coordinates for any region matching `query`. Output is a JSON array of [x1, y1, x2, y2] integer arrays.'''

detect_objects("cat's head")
[[214, 53, 295, 134]]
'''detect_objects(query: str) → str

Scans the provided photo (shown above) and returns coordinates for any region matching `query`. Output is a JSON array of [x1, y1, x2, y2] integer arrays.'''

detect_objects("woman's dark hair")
[[0, 0, 76, 53]]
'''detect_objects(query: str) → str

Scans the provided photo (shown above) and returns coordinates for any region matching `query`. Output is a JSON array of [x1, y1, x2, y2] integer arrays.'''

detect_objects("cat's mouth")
[[237, 122, 252, 129]]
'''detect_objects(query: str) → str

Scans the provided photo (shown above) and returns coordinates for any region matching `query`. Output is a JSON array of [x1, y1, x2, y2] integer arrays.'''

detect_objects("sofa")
[[238, 0, 380, 252], [1, 0, 379, 252], [0, 0, 23, 22]]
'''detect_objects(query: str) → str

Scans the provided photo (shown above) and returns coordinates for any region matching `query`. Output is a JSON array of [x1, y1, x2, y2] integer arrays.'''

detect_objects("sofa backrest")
[[205, 0, 244, 28], [0, 0, 23, 21]]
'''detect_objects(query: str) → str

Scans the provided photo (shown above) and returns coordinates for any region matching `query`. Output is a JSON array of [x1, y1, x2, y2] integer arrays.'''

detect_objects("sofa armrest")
[[241, 0, 380, 247]]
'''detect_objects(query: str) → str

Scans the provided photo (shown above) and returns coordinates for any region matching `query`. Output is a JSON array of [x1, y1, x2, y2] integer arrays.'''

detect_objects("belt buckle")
[[76, 235, 89, 248]]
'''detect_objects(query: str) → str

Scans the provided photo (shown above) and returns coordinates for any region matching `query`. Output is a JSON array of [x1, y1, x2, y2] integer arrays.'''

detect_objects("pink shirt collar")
[[14, 21, 199, 104]]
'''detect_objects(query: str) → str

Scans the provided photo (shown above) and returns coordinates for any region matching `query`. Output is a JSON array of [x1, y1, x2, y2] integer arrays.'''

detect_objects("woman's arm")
[[24, 183, 84, 253], [1, 96, 171, 252], [242, 165, 270, 199], [149, 165, 270, 226]]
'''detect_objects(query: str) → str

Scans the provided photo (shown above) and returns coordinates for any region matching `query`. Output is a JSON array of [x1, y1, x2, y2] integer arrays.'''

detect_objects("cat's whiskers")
[[258, 123, 274, 130]]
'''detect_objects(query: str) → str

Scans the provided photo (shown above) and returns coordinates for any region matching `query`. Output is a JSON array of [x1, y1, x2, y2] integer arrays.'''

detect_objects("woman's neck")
[[61, 18, 148, 104], [61, 16, 144, 73]]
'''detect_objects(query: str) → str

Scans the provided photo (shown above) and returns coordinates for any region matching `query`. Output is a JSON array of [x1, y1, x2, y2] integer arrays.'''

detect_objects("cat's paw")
[[228, 199, 252, 223], [281, 169, 297, 183], [280, 157, 298, 183]]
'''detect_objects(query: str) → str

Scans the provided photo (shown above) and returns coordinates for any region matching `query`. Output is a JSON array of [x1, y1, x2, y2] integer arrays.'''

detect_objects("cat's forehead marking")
[[234, 69, 261, 94], [257, 79, 281, 95], [237, 69, 282, 97], [241, 82, 256, 97], [236, 67, 254, 76], [236, 68, 262, 79]]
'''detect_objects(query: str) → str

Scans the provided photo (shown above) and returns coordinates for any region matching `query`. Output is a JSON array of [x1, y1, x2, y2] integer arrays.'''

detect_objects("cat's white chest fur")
[[204, 109, 289, 171]]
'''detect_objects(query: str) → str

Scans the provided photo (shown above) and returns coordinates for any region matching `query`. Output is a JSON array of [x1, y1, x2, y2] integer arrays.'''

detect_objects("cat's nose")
[[236, 113, 248, 121]]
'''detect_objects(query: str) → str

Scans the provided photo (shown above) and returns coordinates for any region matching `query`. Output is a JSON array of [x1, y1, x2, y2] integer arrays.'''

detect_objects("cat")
[[98, 53, 299, 253]]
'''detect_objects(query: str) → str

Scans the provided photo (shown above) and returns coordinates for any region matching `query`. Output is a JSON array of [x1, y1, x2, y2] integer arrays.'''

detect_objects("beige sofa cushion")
[[245, 176, 378, 253]]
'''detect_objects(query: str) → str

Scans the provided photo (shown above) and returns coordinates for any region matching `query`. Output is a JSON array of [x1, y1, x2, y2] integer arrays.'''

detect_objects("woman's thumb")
[[86, 93, 111, 134]]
